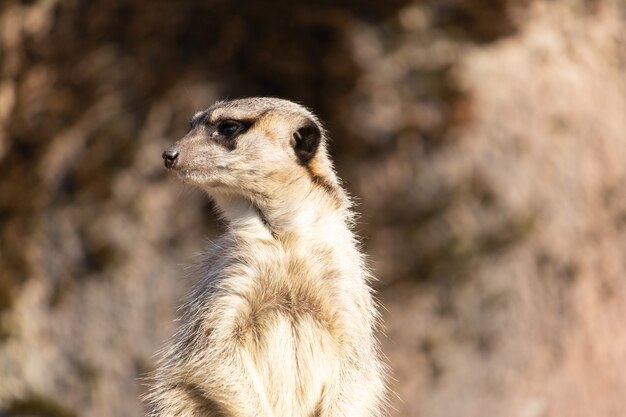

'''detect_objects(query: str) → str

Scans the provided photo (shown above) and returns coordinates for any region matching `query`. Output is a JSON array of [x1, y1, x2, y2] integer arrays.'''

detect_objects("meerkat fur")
[[147, 97, 387, 417]]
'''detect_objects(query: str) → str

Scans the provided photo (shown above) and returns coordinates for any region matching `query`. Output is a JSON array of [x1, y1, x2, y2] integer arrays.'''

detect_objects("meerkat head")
[[162, 98, 347, 218]]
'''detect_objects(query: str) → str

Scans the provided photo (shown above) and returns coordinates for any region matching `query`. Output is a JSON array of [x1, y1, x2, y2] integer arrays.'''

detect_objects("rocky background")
[[1, 0, 626, 416]]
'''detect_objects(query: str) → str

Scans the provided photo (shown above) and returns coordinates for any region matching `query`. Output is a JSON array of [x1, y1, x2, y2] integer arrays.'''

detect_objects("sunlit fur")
[[147, 98, 387, 417]]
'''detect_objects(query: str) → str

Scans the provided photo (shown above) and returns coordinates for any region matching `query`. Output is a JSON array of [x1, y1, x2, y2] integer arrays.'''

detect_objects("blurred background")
[[1, 0, 626, 416]]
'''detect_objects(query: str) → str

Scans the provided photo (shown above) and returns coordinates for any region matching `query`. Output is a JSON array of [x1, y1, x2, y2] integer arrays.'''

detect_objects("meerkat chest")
[[227, 249, 344, 343], [241, 298, 339, 416], [213, 251, 344, 415]]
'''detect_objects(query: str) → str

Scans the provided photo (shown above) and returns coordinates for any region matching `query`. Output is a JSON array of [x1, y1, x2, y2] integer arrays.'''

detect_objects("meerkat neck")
[[209, 192, 276, 240], [210, 184, 350, 240]]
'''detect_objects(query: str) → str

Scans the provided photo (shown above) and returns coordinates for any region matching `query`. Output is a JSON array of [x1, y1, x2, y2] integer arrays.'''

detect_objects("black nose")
[[162, 149, 179, 168]]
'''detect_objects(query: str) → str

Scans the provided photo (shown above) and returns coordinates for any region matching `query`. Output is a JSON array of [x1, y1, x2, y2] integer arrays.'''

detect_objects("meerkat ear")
[[293, 120, 321, 164]]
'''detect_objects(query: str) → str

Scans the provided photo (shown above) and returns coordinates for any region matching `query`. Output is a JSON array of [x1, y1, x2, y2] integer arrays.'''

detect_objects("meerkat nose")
[[162, 149, 180, 169]]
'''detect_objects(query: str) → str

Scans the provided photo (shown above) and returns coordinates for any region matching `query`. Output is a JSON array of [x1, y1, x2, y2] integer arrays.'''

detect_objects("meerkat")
[[147, 97, 387, 417]]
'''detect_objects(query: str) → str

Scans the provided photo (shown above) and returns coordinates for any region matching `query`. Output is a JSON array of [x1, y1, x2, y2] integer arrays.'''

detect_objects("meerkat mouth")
[[177, 169, 208, 183], [176, 169, 225, 189]]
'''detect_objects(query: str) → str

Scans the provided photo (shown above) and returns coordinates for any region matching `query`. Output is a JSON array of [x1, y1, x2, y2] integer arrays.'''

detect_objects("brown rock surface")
[[1, 1, 625, 416]]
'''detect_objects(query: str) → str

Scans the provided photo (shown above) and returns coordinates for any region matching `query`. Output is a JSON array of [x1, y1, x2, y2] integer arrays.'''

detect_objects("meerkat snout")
[[162, 148, 180, 169]]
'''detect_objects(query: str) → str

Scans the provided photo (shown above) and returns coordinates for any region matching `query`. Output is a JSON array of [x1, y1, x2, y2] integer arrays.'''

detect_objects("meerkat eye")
[[216, 120, 244, 137]]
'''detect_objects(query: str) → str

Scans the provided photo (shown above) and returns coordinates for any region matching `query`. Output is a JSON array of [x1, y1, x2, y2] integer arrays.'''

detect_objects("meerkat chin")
[[149, 97, 387, 417]]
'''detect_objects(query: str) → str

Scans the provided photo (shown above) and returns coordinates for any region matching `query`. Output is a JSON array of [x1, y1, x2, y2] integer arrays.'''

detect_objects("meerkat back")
[[147, 97, 387, 417]]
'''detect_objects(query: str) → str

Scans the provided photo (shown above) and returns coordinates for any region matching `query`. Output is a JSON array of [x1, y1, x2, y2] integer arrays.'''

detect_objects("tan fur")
[[147, 98, 387, 417]]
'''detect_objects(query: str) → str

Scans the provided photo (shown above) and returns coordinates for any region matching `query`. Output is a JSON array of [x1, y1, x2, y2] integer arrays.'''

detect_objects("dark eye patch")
[[210, 119, 253, 151], [217, 120, 244, 137]]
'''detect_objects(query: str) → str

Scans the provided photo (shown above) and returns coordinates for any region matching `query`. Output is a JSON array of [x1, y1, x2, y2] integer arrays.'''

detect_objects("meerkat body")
[[148, 98, 386, 417]]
